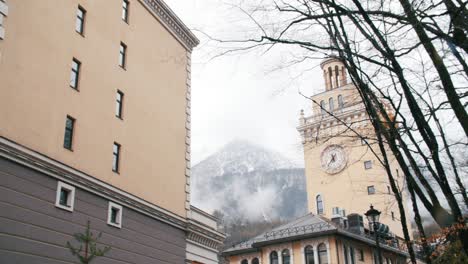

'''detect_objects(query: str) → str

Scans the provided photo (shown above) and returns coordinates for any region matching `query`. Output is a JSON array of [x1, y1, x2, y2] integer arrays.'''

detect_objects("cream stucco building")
[[0, 0, 224, 263], [297, 56, 409, 240], [222, 56, 411, 264]]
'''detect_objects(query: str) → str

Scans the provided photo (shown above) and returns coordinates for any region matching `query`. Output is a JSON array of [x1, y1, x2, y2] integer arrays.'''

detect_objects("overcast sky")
[[165, 0, 326, 165]]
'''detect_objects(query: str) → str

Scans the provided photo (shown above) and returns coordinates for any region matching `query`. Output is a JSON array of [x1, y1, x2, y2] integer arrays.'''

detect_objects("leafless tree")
[[207, 0, 467, 261]]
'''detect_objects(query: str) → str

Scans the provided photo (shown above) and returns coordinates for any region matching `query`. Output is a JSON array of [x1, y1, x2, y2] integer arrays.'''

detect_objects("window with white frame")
[[107, 202, 123, 228], [304, 245, 314, 264], [55, 181, 76, 212], [318, 243, 328, 264]]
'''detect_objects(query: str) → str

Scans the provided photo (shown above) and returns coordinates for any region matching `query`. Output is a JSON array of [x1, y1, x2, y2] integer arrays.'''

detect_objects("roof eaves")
[[139, 0, 200, 51]]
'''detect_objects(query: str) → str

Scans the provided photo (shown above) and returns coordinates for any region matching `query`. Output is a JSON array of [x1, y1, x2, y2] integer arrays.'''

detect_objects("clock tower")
[[297, 56, 409, 239]]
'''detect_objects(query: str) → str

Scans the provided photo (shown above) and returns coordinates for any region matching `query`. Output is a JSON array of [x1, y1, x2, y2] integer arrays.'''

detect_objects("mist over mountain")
[[191, 139, 307, 223]]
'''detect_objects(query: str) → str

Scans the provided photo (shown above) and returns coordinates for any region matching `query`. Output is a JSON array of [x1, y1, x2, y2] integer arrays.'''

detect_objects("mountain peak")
[[193, 139, 297, 177]]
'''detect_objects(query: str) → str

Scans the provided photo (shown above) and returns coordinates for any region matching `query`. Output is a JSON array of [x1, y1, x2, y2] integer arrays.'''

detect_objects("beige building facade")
[[0, 1, 224, 263], [0, 0, 194, 217], [297, 57, 409, 239]]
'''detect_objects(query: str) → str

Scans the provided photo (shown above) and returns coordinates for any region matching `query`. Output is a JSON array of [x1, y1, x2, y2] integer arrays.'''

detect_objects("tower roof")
[[320, 55, 344, 69]]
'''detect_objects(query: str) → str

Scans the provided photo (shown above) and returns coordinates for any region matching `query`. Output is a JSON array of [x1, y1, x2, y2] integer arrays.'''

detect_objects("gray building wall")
[[0, 156, 187, 264]]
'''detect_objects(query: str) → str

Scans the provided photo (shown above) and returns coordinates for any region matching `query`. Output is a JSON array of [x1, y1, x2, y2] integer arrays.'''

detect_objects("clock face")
[[320, 145, 347, 174]]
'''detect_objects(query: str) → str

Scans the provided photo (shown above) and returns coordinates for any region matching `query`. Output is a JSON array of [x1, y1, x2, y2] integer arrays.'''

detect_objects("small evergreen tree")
[[66, 220, 111, 264]]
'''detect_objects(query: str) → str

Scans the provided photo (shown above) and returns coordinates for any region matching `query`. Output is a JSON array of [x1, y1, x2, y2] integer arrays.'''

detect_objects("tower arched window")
[[329, 98, 334, 113], [241, 259, 248, 264], [270, 251, 279, 264], [335, 65, 339, 88], [320, 101, 326, 116], [328, 67, 333, 89], [318, 243, 328, 264], [305, 245, 315, 264], [252, 258, 259, 264], [341, 66, 346, 85], [338, 95, 344, 109], [282, 249, 291, 264], [316, 195, 324, 214]]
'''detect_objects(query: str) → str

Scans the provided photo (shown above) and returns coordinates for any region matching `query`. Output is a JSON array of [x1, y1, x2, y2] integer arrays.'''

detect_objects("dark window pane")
[[70, 59, 80, 89], [282, 250, 290, 264], [113, 143, 120, 172], [116, 91, 123, 118], [270, 251, 278, 264], [305, 246, 315, 264], [111, 208, 118, 223], [122, 0, 129, 22], [119, 43, 126, 68], [64, 117, 75, 149], [318, 244, 328, 264], [317, 195, 323, 214], [59, 189, 69, 206], [76, 7, 85, 34]]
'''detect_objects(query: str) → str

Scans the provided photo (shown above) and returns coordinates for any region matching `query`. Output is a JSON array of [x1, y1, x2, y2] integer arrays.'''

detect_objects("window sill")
[[107, 222, 122, 229], [55, 204, 74, 212], [69, 85, 80, 92], [64, 147, 74, 152], [75, 31, 85, 37]]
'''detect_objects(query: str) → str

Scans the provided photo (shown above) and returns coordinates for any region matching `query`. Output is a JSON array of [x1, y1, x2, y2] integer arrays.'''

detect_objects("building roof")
[[222, 213, 409, 257], [140, 0, 200, 50]]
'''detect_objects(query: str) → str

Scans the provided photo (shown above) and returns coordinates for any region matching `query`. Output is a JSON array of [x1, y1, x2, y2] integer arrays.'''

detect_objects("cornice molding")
[[0, 137, 187, 230], [187, 220, 225, 251], [140, 0, 199, 51]]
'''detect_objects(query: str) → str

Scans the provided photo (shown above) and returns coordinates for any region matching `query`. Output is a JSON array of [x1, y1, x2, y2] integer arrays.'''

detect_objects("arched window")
[[320, 101, 326, 116], [282, 249, 291, 264], [318, 243, 328, 264], [316, 195, 324, 214], [270, 251, 279, 264], [241, 259, 248, 264], [329, 97, 334, 113], [252, 258, 259, 264], [341, 66, 346, 85], [305, 245, 315, 264], [335, 65, 339, 88], [328, 67, 333, 88], [338, 95, 344, 109]]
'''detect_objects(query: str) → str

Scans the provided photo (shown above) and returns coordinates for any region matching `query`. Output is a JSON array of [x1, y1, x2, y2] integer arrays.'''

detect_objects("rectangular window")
[[122, 0, 129, 22], [359, 249, 364, 261], [63, 116, 75, 150], [367, 185, 376, 195], [107, 202, 123, 228], [387, 185, 391, 194], [392, 211, 395, 221], [119, 42, 127, 68], [116, 90, 124, 118], [344, 245, 349, 264], [364, 160, 372, 170], [55, 181, 75, 212], [112, 142, 121, 173], [75, 6, 86, 35], [70, 58, 81, 89]]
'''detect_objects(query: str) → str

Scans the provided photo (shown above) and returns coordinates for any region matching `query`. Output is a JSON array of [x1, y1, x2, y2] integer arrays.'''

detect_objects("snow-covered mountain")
[[191, 140, 307, 223]]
